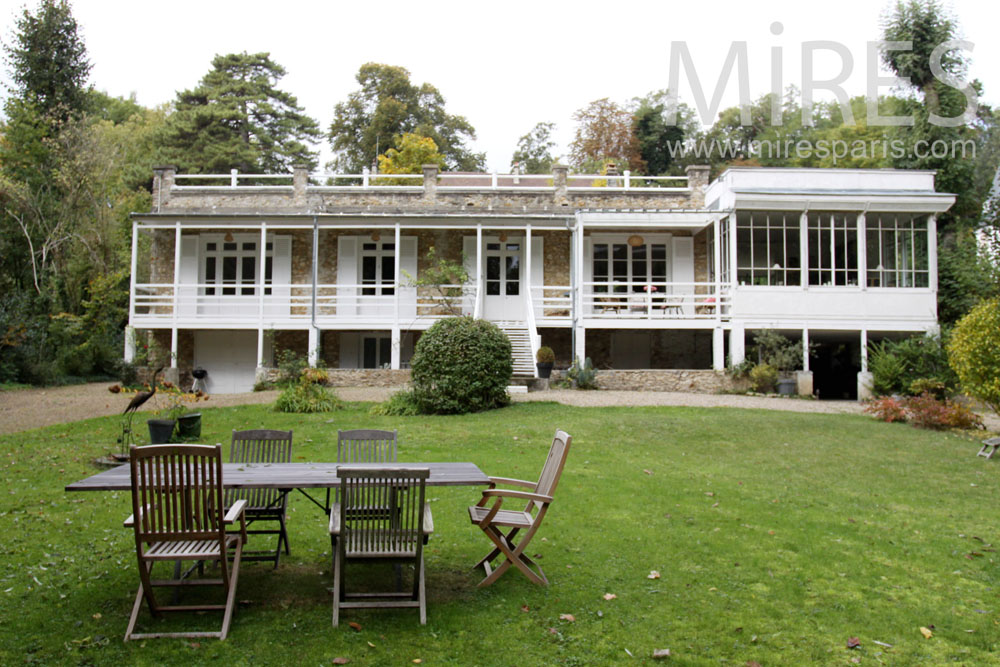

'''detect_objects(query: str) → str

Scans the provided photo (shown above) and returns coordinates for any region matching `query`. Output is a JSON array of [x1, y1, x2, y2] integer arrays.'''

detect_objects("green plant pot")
[[536, 362, 553, 379], [147, 419, 176, 445], [176, 412, 202, 439]]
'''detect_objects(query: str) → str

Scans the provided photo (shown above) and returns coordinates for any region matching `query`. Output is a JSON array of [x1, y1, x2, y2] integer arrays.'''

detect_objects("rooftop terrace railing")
[[169, 168, 690, 193]]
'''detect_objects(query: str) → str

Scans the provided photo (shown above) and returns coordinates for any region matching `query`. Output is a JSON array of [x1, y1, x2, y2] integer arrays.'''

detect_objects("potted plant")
[[149, 381, 208, 443], [536, 346, 555, 379]]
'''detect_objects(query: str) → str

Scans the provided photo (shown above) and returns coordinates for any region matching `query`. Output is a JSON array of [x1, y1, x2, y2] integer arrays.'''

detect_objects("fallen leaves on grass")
[[602, 593, 617, 600], [521, 605, 530, 612], [331, 659, 349, 665], [652, 648, 671, 659], [348, 622, 362, 631], [648, 570, 660, 579], [846, 637, 861, 649], [559, 613, 576, 622], [920, 626, 934, 639]]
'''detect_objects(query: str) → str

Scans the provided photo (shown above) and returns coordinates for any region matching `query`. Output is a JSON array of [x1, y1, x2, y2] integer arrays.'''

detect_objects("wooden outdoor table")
[[66, 461, 490, 513]]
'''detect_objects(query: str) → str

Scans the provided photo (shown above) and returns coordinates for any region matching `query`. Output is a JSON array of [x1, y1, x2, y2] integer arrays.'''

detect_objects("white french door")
[[483, 238, 525, 320]]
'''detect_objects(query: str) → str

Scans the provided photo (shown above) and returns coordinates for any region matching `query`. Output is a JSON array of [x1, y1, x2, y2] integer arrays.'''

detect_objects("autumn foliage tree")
[[568, 98, 643, 174]]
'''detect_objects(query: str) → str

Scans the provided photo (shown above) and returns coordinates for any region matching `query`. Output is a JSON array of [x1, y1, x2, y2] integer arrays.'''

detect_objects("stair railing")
[[524, 287, 540, 378]]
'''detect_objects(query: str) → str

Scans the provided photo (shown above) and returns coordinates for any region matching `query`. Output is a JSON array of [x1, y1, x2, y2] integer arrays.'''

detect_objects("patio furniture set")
[[67, 428, 572, 640]]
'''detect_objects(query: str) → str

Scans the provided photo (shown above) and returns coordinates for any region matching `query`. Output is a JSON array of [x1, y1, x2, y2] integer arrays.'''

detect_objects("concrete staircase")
[[495, 321, 536, 378]]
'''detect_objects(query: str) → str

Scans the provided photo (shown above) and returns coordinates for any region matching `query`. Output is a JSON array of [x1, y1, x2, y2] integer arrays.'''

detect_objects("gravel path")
[[2, 382, 996, 435]]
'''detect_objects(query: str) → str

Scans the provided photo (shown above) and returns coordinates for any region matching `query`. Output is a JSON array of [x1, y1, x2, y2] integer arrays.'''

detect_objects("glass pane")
[[206, 242, 217, 251], [266, 242, 273, 250], [362, 256, 376, 282], [505, 255, 519, 281], [486, 281, 500, 295], [242, 242, 255, 251], [486, 256, 500, 281], [362, 242, 376, 250], [651, 244, 666, 260], [593, 244, 608, 260], [223, 242, 237, 251], [241, 257, 255, 294], [381, 257, 394, 282], [205, 257, 216, 281], [222, 256, 236, 295], [612, 244, 627, 260], [506, 243, 520, 251], [487, 243, 500, 251], [382, 243, 395, 250], [506, 280, 519, 296], [265, 256, 272, 296], [593, 260, 608, 281]]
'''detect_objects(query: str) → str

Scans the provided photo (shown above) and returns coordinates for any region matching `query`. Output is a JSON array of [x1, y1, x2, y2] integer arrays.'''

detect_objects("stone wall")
[[550, 368, 741, 393]]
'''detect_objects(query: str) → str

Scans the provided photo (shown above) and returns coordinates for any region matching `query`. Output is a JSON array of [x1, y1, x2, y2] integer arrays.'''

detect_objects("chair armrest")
[[423, 502, 434, 536], [487, 476, 536, 489], [223, 499, 248, 524], [123, 504, 151, 528], [482, 489, 553, 504]]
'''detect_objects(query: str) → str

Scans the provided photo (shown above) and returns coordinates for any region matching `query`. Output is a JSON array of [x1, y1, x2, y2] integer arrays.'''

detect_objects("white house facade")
[[126, 165, 953, 397]]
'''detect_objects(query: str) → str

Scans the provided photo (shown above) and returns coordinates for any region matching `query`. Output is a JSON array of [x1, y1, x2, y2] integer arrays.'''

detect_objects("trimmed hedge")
[[411, 317, 512, 414]]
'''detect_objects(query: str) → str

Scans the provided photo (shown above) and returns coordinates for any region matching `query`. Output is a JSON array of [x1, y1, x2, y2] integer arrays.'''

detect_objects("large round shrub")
[[947, 296, 1000, 415], [411, 317, 512, 414]]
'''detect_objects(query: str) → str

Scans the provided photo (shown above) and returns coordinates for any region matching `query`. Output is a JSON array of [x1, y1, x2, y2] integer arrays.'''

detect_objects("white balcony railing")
[[582, 281, 729, 320], [133, 281, 729, 324]]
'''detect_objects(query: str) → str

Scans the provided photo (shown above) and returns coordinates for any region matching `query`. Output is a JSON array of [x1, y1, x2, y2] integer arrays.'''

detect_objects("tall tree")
[[158, 52, 321, 174], [511, 122, 556, 174], [632, 91, 698, 175], [3, 0, 91, 122], [568, 98, 643, 173], [328, 63, 484, 173]]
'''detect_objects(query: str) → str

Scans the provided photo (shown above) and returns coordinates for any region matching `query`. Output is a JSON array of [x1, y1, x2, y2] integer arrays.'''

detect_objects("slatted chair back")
[[337, 429, 398, 463], [226, 429, 293, 509], [338, 467, 429, 558], [129, 444, 225, 545], [533, 429, 572, 508]]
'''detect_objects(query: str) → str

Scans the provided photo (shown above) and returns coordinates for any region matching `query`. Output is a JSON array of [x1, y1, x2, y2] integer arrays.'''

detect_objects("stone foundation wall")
[[256, 367, 412, 388], [550, 368, 742, 393]]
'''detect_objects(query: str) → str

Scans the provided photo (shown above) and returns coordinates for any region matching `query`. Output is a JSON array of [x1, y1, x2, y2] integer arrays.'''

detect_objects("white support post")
[[170, 328, 178, 369], [624, 170, 631, 190], [392, 222, 401, 370], [124, 326, 136, 363], [475, 224, 483, 319], [729, 324, 745, 366], [128, 220, 138, 332], [172, 221, 181, 336], [713, 214, 723, 321], [308, 328, 319, 368], [491, 171, 498, 189], [362, 166, 370, 188], [928, 214, 938, 293], [257, 327, 265, 368], [712, 327, 725, 370], [802, 328, 810, 372], [525, 223, 532, 323], [799, 211, 809, 288], [857, 212, 867, 289], [258, 222, 267, 324], [730, 213, 739, 288], [230, 168, 238, 188], [574, 214, 586, 362], [860, 329, 868, 373]]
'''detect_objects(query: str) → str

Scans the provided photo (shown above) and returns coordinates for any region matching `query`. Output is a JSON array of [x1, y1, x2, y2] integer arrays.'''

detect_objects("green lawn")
[[1, 400, 998, 665]]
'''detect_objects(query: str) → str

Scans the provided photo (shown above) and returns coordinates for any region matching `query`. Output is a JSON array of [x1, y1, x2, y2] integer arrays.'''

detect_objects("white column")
[[475, 224, 483, 319], [257, 327, 265, 368], [172, 221, 182, 330], [928, 214, 938, 293], [860, 329, 868, 373], [124, 326, 136, 362], [171, 222, 181, 370], [729, 324, 745, 365], [128, 220, 138, 331], [857, 212, 867, 288], [713, 215, 722, 320], [574, 215, 586, 361], [170, 327, 178, 369], [308, 327, 319, 367], [258, 222, 267, 323], [392, 223, 401, 369], [799, 211, 809, 288], [712, 327, 725, 370], [802, 328, 810, 372], [525, 223, 532, 308]]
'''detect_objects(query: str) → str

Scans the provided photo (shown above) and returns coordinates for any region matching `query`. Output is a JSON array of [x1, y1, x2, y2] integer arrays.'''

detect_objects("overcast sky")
[[3, 0, 998, 172]]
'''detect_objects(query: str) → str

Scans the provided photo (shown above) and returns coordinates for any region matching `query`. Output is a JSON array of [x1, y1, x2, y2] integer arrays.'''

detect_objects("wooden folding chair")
[[329, 467, 434, 626], [468, 430, 571, 587], [227, 429, 293, 568], [124, 444, 247, 641]]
